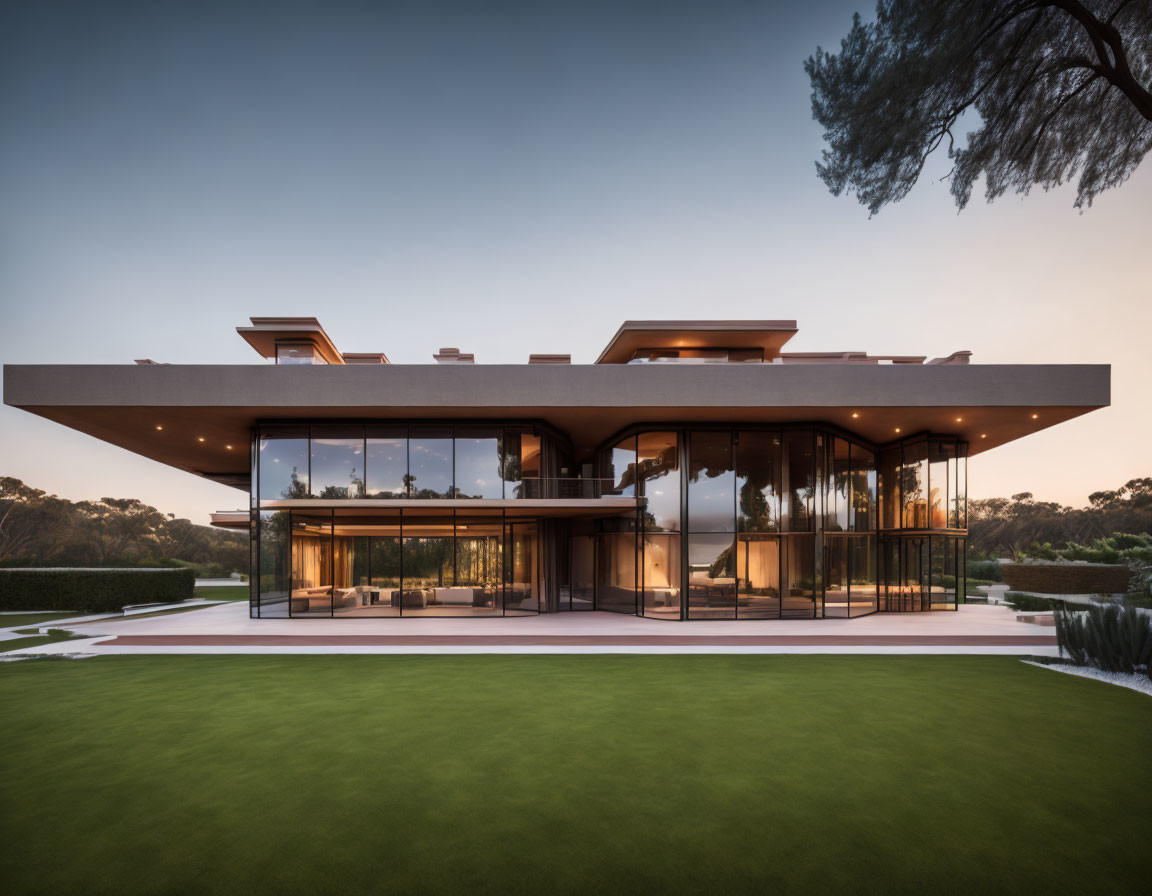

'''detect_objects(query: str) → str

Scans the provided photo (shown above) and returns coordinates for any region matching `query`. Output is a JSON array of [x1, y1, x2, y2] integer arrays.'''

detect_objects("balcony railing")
[[508, 478, 623, 499]]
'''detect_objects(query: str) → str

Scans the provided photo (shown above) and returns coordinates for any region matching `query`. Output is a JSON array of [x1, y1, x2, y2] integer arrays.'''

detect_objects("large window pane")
[[454, 429, 503, 499], [367, 520, 402, 616], [455, 514, 503, 614], [850, 447, 877, 532], [879, 447, 901, 530], [366, 426, 408, 498], [604, 436, 637, 497], [737, 534, 780, 618], [952, 450, 967, 530], [258, 426, 309, 501], [596, 532, 637, 614], [401, 513, 454, 612], [688, 431, 734, 532], [310, 425, 365, 498], [736, 430, 780, 533], [257, 510, 290, 617], [571, 535, 595, 611], [848, 536, 877, 616], [784, 432, 815, 532], [642, 533, 680, 618], [502, 429, 540, 498], [290, 510, 332, 616], [828, 438, 851, 532], [687, 534, 736, 619], [824, 535, 848, 617], [409, 426, 453, 499], [505, 522, 539, 614], [639, 432, 680, 531], [901, 442, 929, 529], [928, 441, 953, 529], [781, 535, 816, 618]]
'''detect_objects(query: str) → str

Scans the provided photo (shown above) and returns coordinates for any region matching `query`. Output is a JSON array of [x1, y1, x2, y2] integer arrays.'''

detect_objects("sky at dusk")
[[1, 0, 1149, 525]]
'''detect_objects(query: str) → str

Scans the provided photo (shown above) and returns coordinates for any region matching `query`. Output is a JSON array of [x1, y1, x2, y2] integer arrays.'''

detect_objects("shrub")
[[0, 568, 194, 613], [1005, 593, 1060, 612], [966, 559, 1002, 582], [1054, 604, 1152, 676]]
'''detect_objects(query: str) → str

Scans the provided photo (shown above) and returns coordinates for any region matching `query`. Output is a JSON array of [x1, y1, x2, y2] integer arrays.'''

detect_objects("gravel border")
[[1022, 660, 1152, 697]]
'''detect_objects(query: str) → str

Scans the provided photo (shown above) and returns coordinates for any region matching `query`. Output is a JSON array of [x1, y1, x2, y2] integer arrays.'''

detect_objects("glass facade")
[[251, 422, 967, 621]]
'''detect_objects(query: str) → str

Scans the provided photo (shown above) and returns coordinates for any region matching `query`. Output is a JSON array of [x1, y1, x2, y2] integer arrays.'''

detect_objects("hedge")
[[1001, 562, 1131, 595], [0, 568, 195, 613]]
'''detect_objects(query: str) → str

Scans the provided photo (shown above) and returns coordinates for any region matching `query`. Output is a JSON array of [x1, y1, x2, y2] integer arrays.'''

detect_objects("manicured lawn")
[[0, 629, 85, 652], [194, 584, 249, 601], [1, 657, 1149, 895], [0, 611, 76, 628]]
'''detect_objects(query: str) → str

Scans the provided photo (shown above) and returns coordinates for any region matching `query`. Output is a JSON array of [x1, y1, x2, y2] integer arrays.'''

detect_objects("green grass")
[[0, 628, 86, 652], [0, 611, 77, 628], [194, 584, 249, 601], [1, 657, 1149, 895]]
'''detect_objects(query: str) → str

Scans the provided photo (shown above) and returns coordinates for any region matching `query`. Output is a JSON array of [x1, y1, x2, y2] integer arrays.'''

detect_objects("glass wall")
[[736, 430, 780, 532], [257, 423, 565, 502], [688, 431, 734, 532], [737, 535, 780, 618], [253, 508, 543, 617]]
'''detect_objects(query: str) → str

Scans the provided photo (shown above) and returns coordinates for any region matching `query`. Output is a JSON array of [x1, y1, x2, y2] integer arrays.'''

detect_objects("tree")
[[805, 1, 1152, 214]]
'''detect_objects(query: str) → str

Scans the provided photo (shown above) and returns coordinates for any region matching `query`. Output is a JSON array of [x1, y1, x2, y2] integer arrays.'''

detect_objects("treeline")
[[968, 478, 1152, 558], [0, 477, 247, 573]]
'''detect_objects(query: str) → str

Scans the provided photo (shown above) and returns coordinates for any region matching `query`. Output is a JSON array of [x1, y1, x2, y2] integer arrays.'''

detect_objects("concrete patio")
[[7, 602, 1060, 656]]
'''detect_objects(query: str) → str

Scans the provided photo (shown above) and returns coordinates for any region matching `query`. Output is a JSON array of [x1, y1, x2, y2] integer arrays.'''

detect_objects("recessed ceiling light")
[[1031, 413, 1039, 419], [894, 427, 901, 433], [981, 434, 987, 439], [226, 444, 233, 450], [851, 412, 859, 418], [955, 417, 963, 423], [197, 437, 205, 442], [155, 425, 163, 431]]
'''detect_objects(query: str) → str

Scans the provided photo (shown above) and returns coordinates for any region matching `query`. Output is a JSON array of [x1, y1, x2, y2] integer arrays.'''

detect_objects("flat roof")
[[3, 362, 1110, 490], [595, 320, 799, 364]]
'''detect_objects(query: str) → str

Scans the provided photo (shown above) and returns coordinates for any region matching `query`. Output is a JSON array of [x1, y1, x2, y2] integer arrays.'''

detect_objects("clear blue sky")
[[1, 0, 1149, 523]]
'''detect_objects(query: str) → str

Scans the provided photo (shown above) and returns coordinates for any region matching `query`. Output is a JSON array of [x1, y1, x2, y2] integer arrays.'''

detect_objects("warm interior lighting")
[[955, 417, 963, 423], [155, 425, 163, 431], [1031, 413, 1039, 419], [197, 437, 205, 442], [851, 412, 859, 418], [981, 434, 987, 439], [894, 427, 901, 433], [226, 444, 233, 450]]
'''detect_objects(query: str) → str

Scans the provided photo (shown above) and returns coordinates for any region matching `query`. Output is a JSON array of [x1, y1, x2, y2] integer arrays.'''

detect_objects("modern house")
[[3, 318, 1110, 620]]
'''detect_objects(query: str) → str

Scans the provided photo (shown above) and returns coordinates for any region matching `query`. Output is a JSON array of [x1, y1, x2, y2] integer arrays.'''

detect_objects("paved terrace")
[[8, 603, 1059, 656]]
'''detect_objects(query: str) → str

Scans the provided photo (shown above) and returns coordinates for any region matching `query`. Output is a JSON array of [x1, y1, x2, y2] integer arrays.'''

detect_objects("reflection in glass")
[[901, 442, 929, 528], [409, 427, 453, 499], [310, 427, 365, 498], [781, 535, 816, 618], [259, 427, 309, 501], [879, 447, 901, 530], [825, 535, 848, 617], [687, 534, 736, 618], [642, 533, 680, 618], [258, 510, 290, 617], [737, 534, 780, 618], [928, 441, 953, 529], [785, 432, 815, 531], [454, 430, 503, 499], [605, 437, 637, 497], [596, 532, 636, 613], [951, 450, 967, 529], [688, 431, 735, 532], [850, 447, 877, 532], [848, 536, 877, 616], [505, 522, 539, 614], [401, 528, 453, 612], [291, 510, 333, 616], [571, 535, 595, 611], [639, 432, 680, 531], [829, 439, 851, 532], [736, 431, 780, 532], [366, 426, 407, 498]]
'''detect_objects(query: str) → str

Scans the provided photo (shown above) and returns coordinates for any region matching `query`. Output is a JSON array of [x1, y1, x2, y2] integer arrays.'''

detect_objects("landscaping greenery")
[[1, 656, 1149, 895], [194, 584, 250, 602], [0, 628, 85, 653], [0, 567, 194, 613], [1055, 604, 1152, 679]]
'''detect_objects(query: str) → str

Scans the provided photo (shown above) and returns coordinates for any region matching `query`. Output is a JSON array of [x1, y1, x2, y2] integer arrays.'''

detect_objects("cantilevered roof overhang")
[[3, 362, 1110, 491], [596, 320, 799, 364]]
